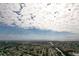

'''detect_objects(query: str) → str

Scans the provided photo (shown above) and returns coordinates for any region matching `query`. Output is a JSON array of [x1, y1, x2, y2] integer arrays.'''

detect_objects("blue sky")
[[0, 23, 75, 41]]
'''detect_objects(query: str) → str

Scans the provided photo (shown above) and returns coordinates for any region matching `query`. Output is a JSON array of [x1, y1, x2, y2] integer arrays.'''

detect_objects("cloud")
[[0, 3, 79, 34]]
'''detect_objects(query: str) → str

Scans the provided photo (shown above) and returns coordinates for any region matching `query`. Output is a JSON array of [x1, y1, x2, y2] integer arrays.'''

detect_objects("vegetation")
[[0, 41, 79, 56]]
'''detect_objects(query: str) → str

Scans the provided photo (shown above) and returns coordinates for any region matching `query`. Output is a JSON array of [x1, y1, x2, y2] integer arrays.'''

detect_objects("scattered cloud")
[[0, 3, 79, 34]]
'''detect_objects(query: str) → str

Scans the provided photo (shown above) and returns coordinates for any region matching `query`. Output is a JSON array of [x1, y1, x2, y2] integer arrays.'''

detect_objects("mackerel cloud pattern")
[[0, 3, 79, 34]]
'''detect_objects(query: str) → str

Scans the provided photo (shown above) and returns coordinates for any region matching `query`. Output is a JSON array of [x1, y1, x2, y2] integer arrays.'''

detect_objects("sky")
[[0, 3, 79, 41]]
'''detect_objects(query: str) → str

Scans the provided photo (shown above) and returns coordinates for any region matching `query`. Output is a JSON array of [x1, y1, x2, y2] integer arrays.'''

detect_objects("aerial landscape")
[[0, 3, 79, 56], [0, 41, 79, 56]]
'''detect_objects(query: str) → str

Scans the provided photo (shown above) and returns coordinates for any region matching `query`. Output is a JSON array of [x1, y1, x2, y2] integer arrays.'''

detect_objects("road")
[[49, 42, 65, 56]]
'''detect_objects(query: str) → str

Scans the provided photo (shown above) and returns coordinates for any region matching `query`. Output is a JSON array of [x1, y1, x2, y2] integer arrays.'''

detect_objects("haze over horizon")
[[0, 3, 79, 41]]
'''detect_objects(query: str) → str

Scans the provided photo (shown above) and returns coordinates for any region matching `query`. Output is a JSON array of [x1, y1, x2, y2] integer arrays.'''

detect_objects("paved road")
[[49, 42, 65, 56]]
